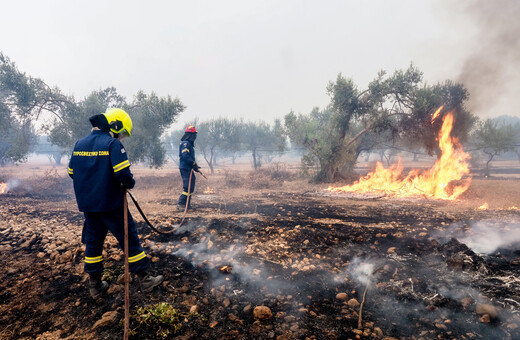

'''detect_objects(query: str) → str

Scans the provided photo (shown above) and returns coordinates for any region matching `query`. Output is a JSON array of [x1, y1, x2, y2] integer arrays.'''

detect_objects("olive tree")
[[284, 65, 476, 182], [472, 118, 517, 176]]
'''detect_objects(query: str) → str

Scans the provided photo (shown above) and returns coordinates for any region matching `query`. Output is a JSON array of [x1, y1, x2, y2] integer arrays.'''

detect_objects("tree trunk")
[[53, 153, 62, 166], [317, 159, 336, 182], [202, 150, 215, 174], [252, 148, 258, 169], [484, 155, 494, 177], [208, 152, 214, 174]]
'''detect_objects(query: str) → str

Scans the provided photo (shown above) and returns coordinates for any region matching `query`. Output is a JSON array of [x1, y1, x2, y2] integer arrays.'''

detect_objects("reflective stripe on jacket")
[[179, 140, 197, 170], [68, 130, 135, 212]]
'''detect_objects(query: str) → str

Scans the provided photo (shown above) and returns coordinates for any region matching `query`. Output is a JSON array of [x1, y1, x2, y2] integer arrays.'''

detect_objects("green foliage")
[[471, 118, 517, 176], [403, 81, 475, 156], [45, 87, 124, 150], [132, 302, 183, 338], [101, 267, 116, 283], [241, 120, 285, 169], [1, 52, 184, 168], [0, 52, 65, 164], [171, 117, 285, 172], [284, 64, 476, 182], [284, 105, 357, 182], [0, 121, 37, 166], [45, 88, 184, 168], [124, 91, 185, 168], [196, 117, 239, 173]]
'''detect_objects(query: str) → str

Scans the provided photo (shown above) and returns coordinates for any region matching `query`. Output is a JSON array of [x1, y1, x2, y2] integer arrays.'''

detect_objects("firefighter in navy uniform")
[[68, 108, 163, 299], [177, 125, 200, 210]]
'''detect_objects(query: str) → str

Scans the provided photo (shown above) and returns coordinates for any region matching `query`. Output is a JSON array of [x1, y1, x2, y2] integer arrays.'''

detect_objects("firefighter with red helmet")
[[68, 108, 163, 299], [177, 125, 200, 210]]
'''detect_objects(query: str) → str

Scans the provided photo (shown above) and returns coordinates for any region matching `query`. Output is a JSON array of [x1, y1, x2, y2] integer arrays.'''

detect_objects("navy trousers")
[[82, 208, 149, 274], [177, 168, 196, 206]]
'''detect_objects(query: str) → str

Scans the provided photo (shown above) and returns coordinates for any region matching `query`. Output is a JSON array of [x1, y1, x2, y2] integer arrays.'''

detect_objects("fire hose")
[[123, 192, 130, 339], [127, 169, 204, 234]]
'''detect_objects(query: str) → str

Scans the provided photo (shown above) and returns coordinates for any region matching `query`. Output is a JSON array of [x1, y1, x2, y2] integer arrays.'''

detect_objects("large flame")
[[327, 110, 471, 200], [0, 183, 7, 194]]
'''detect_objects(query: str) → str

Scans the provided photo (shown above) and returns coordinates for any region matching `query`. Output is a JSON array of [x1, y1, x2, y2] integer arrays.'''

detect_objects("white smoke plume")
[[334, 257, 379, 287], [457, 220, 520, 254], [437, 219, 520, 254]]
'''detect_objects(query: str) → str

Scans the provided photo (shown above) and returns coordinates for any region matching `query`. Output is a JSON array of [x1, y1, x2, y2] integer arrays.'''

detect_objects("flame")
[[0, 183, 7, 194], [203, 186, 215, 194], [219, 265, 232, 273], [477, 203, 488, 210], [430, 106, 443, 124], [327, 110, 471, 200]]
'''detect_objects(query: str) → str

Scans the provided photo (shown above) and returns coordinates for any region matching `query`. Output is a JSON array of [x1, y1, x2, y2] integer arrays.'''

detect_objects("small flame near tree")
[[0, 183, 8, 194], [327, 108, 471, 200]]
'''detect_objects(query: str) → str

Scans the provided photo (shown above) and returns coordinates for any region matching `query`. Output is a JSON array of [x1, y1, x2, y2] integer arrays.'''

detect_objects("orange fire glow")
[[203, 186, 215, 194], [0, 183, 7, 194], [327, 110, 471, 200], [430, 106, 443, 124], [219, 265, 232, 273], [477, 203, 488, 210]]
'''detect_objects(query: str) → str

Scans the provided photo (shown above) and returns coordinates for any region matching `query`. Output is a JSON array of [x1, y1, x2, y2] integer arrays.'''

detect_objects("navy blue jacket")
[[68, 130, 135, 212], [179, 140, 198, 170]]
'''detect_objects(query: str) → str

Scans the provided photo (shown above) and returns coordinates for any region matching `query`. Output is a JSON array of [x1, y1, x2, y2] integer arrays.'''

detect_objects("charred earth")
[[1, 175, 520, 339]]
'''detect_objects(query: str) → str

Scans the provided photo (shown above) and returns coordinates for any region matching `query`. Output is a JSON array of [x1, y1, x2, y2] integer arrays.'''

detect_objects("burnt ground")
[[1, 178, 520, 339]]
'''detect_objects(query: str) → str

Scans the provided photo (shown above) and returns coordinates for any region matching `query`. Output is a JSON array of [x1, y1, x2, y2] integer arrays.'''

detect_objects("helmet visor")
[[119, 129, 130, 138]]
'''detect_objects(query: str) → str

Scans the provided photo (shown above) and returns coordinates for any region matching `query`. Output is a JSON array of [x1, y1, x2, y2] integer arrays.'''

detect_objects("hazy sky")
[[2, 0, 519, 128]]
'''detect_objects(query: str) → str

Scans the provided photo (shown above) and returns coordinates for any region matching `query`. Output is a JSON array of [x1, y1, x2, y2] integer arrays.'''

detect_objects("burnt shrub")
[[223, 164, 295, 189], [223, 170, 245, 188], [247, 169, 272, 189], [261, 162, 294, 181]]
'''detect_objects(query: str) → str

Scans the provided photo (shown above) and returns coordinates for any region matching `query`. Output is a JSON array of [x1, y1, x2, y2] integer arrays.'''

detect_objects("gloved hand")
[[193, 164, 201, 172]]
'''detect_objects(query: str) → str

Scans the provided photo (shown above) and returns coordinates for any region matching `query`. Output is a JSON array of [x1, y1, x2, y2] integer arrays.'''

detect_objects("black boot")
[[89, 273, 109, 299], [136, 270, 164, 293]]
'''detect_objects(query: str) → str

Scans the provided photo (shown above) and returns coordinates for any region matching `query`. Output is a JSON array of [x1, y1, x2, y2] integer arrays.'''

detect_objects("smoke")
[[333, 256, 380, 288], [348, 258, 376, 286], [457, 220, 520, 254], [170, 231, 292, 292], [436, 0, 520, 116], [6, 179, 21, 192], [436, 219, 520, 254]]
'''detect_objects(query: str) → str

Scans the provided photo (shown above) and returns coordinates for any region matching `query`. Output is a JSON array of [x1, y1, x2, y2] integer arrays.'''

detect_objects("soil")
[[1, 165, 520, 339]]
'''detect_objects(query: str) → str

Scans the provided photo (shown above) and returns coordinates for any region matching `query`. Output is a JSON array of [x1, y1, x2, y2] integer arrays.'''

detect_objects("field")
[[1, 157, 520, 339]]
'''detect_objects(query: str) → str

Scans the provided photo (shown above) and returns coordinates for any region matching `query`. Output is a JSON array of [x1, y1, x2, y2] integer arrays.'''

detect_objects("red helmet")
[[185, 125, 197, 133]]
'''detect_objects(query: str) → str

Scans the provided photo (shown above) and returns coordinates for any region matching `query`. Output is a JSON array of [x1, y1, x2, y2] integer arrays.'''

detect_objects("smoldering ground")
[[4, 171, 520, 339], [143, 212, 520, 337], [438, 219, 520, 255]]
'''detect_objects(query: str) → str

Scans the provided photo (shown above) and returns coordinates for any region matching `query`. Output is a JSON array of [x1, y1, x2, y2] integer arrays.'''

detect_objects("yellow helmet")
[[103, 108, 133, 137]]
